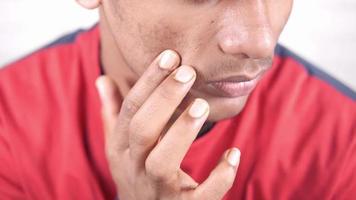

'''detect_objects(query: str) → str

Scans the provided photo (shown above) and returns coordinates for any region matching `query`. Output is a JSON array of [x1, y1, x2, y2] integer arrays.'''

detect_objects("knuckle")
[[121, 98, 141, 115], [130, 131, 152, 147], [145, 155, 172, 181]]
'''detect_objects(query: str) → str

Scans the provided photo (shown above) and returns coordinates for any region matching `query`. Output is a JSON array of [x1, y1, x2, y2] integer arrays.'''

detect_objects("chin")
[[205, 95, 249, 122]]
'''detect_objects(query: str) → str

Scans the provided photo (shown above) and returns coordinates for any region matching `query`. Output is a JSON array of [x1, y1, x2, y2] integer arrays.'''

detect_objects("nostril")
[[219, 38, 239, 54], [218, 32, 246, 56]]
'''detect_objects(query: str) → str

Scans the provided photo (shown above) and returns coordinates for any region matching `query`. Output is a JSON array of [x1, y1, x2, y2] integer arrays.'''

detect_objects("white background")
[[0, 0, 355, 89]]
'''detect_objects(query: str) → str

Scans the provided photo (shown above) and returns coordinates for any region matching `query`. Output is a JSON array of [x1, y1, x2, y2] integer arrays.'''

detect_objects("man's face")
[[100, 0, 293, 122]]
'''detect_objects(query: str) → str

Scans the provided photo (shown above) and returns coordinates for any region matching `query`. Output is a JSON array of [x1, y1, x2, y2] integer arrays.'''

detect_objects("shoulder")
[[254, 44, 355, 160], [273, 44, 355, 101], [264, 43, 355, 162], [0, 25, 98, 105], [0, 27, 84, 93], [242, 45, 356, 197], [0, 25, 99, 137], [0, 25, 106, 197], [262, 44, 355, 130], [0, 26, 92, 89], [258, 44, 355, 118]]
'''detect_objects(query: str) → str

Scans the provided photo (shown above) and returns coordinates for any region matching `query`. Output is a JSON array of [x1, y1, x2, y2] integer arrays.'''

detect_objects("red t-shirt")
[[0, 25, 355, 200]]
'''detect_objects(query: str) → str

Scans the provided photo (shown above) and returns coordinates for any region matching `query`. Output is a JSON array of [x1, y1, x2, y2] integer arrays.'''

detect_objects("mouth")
[[204, 74, 263, 98]]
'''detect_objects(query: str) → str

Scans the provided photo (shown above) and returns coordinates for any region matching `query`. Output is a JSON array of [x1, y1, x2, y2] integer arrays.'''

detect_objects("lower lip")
[[208, 77, 260, 98]]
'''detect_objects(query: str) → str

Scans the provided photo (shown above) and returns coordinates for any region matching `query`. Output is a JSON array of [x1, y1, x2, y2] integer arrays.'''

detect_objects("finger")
[[96, 75, 122, 134], [129, 65, 197, 164], [194, 148, 241, 200], [113, 50, 180, 151], [119, 50, 180, 121], [146, 98, 209, 180]]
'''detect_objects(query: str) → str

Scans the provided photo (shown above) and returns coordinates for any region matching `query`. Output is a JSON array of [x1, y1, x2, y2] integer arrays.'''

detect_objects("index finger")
[[112, 50, 181, 150]]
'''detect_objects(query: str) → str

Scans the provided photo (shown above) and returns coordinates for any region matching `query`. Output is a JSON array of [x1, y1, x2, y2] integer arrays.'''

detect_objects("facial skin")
[[79, 0, 293, 122]]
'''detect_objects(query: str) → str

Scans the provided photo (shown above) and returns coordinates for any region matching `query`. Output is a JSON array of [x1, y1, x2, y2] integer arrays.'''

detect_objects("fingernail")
[[227, 148, 241, 167], [174, 65, 195, 83], [189, 98, 209, 118], [159, 50, 177, 70]]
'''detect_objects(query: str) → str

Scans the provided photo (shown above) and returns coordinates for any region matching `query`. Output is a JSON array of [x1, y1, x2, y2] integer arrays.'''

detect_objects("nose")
[[217, 2, 275, 59]]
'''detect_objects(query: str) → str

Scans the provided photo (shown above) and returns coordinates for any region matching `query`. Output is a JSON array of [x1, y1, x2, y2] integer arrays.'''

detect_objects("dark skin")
[[77, 0, 293, 199]]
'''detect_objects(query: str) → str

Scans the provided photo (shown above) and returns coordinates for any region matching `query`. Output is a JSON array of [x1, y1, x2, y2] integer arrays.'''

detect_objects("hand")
[[96, 50, 241, 200]]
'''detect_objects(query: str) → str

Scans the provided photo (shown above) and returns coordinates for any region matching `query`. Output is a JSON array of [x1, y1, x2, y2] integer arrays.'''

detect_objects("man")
[[0, 0, 355, 199]]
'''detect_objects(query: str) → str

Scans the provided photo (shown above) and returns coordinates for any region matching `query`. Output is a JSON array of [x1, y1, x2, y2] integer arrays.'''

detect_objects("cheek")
[[138, 24, 183, 57], [269, 0, 293, 37], [104, 0, 207, 74], [131, 21, 192, 75], [138, 22, 185, 58], [118, 17, 189, 75]]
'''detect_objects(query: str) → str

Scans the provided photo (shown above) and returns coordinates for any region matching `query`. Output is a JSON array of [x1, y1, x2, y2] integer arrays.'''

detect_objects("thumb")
[[95, 75, 122, 133], [194, 148, 241, 200]]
